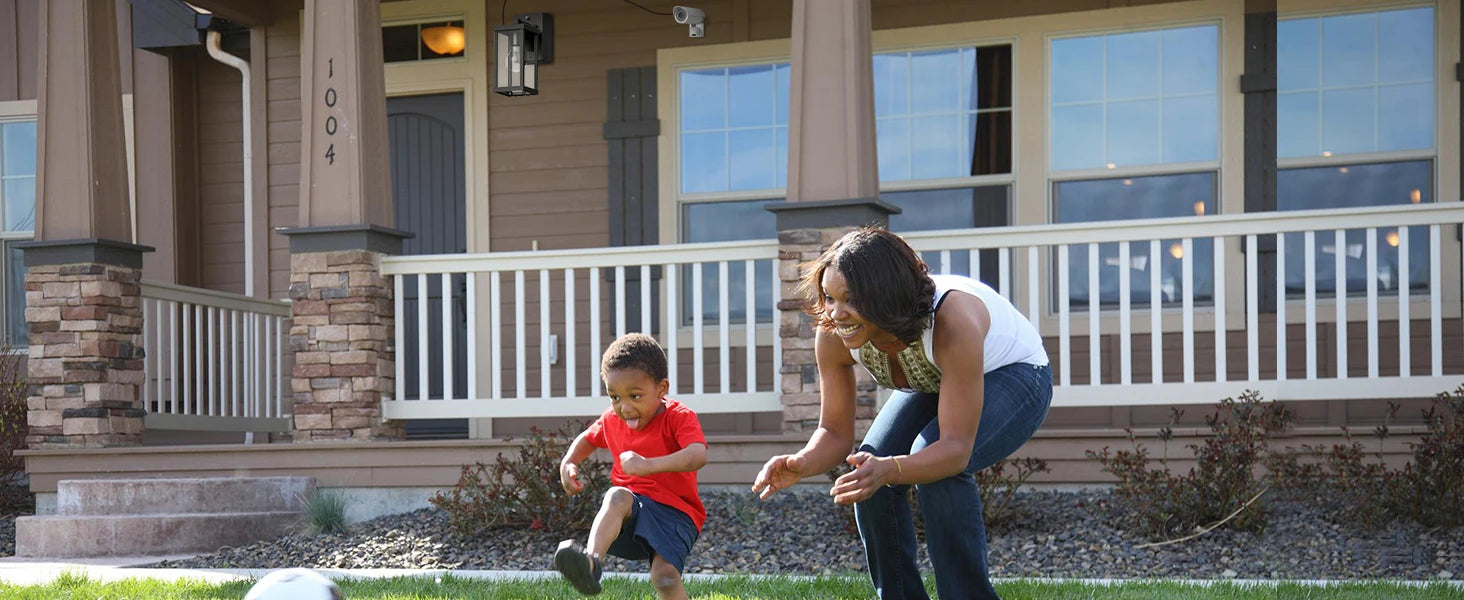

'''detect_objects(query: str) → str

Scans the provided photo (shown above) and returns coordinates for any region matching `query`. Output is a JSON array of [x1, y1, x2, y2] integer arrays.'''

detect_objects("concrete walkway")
[[0, 556, 1459, 589]]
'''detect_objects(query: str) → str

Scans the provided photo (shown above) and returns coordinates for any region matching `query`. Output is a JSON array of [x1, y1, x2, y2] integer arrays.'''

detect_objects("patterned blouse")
[[858, 335, 942, 393]]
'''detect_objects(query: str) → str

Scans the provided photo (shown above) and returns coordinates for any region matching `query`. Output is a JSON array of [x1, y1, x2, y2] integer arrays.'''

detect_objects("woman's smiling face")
[[821, 267, 893, 350], [603, 368, 668, 430]]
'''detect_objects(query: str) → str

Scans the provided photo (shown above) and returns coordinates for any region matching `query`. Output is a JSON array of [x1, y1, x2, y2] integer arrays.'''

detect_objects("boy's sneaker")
[[553, 539, 603, 595]]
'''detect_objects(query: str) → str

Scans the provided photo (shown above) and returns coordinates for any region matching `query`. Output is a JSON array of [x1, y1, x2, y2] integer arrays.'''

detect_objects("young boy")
[[554, 333, 708, 599]]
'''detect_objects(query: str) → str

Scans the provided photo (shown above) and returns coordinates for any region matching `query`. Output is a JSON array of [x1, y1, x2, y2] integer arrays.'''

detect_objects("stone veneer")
[[24, 263, 146, 448], [288, 250, 402, 441], [777, 227, 878, 434]]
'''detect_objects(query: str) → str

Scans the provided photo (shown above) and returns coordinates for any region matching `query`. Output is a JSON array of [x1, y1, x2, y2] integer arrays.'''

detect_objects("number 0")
[[324, 88, 337, 107], [325, 116, 338, 136]]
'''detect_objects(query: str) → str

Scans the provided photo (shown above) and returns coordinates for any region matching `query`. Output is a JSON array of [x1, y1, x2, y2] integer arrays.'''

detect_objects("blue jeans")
[[854, 362, 1052, 600]]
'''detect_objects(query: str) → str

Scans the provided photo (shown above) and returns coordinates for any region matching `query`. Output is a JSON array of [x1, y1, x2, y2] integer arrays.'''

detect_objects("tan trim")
[[0, 99, 34, 117], [248, 27, 270, 298], [381, 0, 490, 255]]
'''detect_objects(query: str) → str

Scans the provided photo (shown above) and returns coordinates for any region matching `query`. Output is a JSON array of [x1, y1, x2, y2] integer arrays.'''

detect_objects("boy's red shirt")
[[584, 398, 707, 530]]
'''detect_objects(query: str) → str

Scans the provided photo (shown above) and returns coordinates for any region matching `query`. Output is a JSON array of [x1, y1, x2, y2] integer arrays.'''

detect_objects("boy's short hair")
[[600, 333, 669, 382]]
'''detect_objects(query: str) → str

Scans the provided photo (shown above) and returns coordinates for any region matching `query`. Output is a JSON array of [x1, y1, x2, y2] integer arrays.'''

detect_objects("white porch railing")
[[380, 203, 1464, 420], [380, 241, 782, 419], [140, 282, 292, 432]]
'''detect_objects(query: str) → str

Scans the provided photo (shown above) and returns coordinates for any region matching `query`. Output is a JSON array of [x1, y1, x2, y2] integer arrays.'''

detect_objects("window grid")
[[1048, 24, 1220, 172], [877, 47, 1013, 183], [679, 63, 788, 195], [0, 119, 35, 348]]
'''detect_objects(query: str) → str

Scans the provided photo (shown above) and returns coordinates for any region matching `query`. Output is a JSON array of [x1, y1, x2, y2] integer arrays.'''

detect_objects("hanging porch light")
[[494, 13, 553, 97]]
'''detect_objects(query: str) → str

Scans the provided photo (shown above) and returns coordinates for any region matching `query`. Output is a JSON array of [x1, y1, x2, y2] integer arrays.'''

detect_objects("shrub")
[[824, 454, 1051, 537], [1387, 387, 1464, 529], [429, 422, 610, 538], [302, 491, 348, 535], [1267, 405, 1397, 530], [1087, 391, 1291, 539], [0, 347, 30, 513]]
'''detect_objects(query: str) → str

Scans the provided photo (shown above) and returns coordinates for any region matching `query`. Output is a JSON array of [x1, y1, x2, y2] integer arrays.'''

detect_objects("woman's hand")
[[830, 452, 900, 505], [751, 454, 808, 500], [559, 460, 583, 495]]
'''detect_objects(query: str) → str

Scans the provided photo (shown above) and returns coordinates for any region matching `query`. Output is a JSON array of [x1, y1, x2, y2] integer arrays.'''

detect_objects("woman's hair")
[[600, 333, 669, 382], [798, 227, 937, 344]]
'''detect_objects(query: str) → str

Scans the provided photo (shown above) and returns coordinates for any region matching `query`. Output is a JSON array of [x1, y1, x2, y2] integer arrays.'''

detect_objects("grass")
[[0, 573, 1458, 599]]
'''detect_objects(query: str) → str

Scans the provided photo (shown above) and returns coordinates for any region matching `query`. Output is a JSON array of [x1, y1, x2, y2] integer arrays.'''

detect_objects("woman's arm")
[[829, 293, 990, 503], [751, 328, 859, 498]]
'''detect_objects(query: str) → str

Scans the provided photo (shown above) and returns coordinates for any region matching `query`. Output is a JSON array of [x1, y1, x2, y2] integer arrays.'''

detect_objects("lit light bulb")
[[1106, 163, 1117, 170], [1193, 201, 1206, 216], [1410, 189, 1421, 203], [1386, 230, 1400, 247], [1338, 167, 1349, 174], [1169, 243, 1184, 259], [1322, 151, 1332, 157], [1122, 179, 1133, 186]]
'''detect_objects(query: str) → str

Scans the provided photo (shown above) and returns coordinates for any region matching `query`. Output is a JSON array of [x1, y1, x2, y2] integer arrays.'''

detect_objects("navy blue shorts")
[[606, 494, 698, 573]]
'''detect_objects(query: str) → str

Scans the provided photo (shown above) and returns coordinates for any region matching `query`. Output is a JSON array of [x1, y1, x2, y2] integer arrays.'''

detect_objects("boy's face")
[[603, 368, 669, 431]]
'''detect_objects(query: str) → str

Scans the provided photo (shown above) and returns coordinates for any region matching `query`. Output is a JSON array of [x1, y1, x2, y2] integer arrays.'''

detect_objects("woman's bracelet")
[[887, 456, 903, 487]]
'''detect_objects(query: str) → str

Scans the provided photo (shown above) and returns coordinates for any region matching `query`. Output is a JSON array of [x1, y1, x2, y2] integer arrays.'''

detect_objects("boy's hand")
[[559, 461, 584, 495], [618, 450, 650, 476]]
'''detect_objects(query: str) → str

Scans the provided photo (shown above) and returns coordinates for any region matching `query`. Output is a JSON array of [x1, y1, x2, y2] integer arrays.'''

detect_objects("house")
[[0, 0, 1459, 523]]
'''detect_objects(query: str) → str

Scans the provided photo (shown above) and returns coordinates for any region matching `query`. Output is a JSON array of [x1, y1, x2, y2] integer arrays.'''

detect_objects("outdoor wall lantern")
[[494, 13, 553, 96], [421, 23, 466, 55]]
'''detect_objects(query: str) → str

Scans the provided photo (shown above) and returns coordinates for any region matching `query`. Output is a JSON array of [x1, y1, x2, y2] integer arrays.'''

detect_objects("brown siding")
[[265, 19, 301, 300], [197, 54, 247, 293], [0, 0, 137, 102]]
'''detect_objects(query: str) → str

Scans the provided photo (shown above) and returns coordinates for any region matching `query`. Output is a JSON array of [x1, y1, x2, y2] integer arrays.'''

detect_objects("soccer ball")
[[243, 568, 344, 600]]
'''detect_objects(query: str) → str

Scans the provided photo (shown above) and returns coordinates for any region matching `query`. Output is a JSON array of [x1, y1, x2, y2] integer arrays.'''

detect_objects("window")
[[1048, 24, 1220, 309], [382, 21, 467, 63], [0, 119, 35, 347], [1277, 7, 1434, 295], [677, 44, 1015, 322]]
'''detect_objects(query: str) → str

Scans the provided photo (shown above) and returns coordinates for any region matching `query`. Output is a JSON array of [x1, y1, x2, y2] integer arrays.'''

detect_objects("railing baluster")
[[491, 271, 503, 399], [207, 306, 216, 416], [1246, 234, 1259, 382], [615, 266, 626, 338], [467, 272, 478, 400], [394, 274, 404, 402], [1276, 233, 1287, 380], [1182, 238, 1194, 384], [446, 273, 457, 401], [769, 255, 780, 393], [1027, 247, 1039, 330], [971, 248, 981, 281], [693, 263, 705, 395], [275, 317, 283, 417], [515, 270, 526, 399], [142, 299, 151, 410], [418, 275, 430, 403], [1366, 228, 1378, 378], [939, 250, 951, 275], [169, 302, 178, 414], [1305, 231, 1317, 380], [564, 269, 575, 398], [1334, 230, 1347, 379], [667, 263, 679, 395], [541, 269, 551, 399], [1057, 245, 1070, 387], [1398, 228, 1410, 376], [1429, 225, 1442, 376], [641, 265, 652, 337], [998, 247, 1011, 301], [1119, 242, 1131, 385], [719, 261, 730, 395], [590, 267, 600, 398], [1150, 240, 1162, 384], [745, 259, 756, 393], [1087, 243, 1099, 386], [1214, 236, 1226, 383]]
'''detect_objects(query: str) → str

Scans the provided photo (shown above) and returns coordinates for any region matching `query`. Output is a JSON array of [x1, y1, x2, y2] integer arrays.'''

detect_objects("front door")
[[388, 93, 467, 439]]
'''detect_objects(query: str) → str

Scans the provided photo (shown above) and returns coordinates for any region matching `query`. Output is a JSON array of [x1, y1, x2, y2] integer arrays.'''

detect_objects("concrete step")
[[55, 477, 315, 516], [14, 512, 304, 558]]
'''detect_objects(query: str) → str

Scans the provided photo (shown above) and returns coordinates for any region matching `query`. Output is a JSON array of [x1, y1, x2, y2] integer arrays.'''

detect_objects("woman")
[[751, 227, 1051, 600]]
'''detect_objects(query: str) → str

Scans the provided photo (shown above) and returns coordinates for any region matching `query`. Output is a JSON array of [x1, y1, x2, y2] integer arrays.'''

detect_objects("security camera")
[[673, 6, 705, 37]]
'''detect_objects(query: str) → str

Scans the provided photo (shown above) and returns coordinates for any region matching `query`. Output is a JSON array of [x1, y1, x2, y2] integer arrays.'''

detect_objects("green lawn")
[[0, 573, 1458, 599]]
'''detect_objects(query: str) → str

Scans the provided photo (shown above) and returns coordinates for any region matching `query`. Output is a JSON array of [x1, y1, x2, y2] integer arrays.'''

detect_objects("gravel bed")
[[142, 489, 1462, 580]]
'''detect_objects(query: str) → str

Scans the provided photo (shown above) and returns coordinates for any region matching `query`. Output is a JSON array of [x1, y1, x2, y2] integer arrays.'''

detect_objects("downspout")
[[204, 30, 255, 297]]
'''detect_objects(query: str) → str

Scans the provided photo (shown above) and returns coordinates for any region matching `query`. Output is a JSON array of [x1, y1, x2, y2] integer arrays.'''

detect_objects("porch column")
[[766, 0, 896, 433], [1242, 0, 1279, 312], [18, 1, 153, 449], [278, 0, 410, 442]]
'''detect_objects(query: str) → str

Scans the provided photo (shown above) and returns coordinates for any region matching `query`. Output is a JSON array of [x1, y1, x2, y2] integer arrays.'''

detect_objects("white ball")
[[243, 568, 343, 600]]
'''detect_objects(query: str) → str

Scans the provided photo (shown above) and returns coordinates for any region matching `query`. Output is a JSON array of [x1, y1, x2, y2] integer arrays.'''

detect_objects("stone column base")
[[24, 263, 146, 448], [288, 250, 402, 442]]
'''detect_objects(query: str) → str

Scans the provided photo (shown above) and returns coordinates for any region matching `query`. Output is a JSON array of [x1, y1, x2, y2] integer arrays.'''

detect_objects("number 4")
[[325, 144, 335, 164]]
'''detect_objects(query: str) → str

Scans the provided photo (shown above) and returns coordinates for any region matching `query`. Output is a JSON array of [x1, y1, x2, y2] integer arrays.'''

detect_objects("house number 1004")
[[324, 58, 338, 165]]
